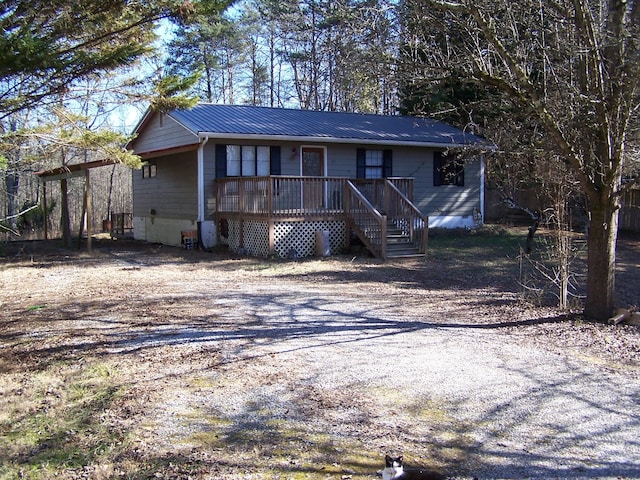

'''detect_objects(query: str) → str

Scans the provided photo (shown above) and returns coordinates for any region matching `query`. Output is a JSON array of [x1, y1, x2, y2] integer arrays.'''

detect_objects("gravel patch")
[[177, 285, 640, 479]]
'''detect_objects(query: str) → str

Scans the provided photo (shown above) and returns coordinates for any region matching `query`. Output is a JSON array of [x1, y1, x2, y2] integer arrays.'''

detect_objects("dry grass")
[[1, 227, 638, 479]]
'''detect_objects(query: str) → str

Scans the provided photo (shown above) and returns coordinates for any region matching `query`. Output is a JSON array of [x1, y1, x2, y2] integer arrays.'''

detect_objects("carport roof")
[[34, 159, 120, 181]]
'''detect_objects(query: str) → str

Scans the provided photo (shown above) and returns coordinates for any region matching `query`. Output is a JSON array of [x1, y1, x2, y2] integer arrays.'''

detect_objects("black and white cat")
[[381, 455, 446, 480]]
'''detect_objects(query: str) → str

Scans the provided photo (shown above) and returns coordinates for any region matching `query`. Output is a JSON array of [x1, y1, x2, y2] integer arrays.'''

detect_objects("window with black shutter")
[[356, 148, 393, 178], [215, 144, 281, 177], [433, 151, 464, 186]]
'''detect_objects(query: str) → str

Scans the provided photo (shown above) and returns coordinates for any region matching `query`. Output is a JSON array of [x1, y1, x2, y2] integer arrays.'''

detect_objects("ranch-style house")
[[128, 104, 487, 259]]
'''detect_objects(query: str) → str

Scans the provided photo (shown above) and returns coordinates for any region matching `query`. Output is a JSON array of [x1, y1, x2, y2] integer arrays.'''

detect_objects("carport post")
[[85, 169, 92, 253], [42, 180, 48, 241]]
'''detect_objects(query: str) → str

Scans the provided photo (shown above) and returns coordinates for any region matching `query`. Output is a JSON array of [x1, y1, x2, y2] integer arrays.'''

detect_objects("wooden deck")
[[216, 177, 413, 216], [215, 176, 427, 259]]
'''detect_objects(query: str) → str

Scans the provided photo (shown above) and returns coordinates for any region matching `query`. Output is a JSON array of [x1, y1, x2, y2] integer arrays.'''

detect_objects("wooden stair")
[[385, 221, 424, 259], [344, 179, 428, 260]]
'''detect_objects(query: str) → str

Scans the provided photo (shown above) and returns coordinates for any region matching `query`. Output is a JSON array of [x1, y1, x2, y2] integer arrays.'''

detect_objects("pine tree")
[[0, 0, 223, 117]]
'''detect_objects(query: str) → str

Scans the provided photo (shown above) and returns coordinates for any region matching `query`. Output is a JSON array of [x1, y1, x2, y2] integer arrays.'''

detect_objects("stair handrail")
[[385, 180, 429, 254], [345, 180, 387, 258]]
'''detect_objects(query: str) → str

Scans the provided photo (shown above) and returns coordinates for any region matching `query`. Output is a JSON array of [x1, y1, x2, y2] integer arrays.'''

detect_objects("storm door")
[[301, 147, 326, 210]]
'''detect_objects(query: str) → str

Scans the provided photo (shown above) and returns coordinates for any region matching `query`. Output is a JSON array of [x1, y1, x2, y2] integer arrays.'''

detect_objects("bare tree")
[[404, 0, 639, 321]]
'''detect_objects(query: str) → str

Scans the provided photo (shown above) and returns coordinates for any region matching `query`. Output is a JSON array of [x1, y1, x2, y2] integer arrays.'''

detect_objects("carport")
[[34, 159, 119, 252]]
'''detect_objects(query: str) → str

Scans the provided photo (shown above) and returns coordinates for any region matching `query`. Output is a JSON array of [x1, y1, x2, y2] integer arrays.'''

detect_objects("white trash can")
[[315, 230, 331, 257]]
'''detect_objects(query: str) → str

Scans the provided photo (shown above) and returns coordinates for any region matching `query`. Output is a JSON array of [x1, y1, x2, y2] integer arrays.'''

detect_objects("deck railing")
[[217, 176, 345, 216], [110, 212, 133, 235], [383, 180, 429, 254], [344, 181, 387, 258], [215, 176, 412, 217], [351, 178, 413, 212]]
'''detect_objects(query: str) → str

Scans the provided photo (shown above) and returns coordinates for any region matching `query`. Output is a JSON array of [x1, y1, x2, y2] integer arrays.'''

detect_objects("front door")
[[301, 147, 325, 210], [302, 147, 324, 176]]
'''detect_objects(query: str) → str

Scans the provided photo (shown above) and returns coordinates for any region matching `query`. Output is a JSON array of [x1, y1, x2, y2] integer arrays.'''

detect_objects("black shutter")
[[356, 148, 366, 178], [270, 146, 281, 175], [383, 149, 393, 178], [215, 144, 227, 178], [433, 151, 443, 186]]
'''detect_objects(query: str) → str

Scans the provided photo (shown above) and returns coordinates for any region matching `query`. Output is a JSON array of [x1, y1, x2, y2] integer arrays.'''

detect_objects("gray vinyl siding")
[[279, 142, 302, 175], [132, 114, 198, 153], [205, 141, 361, 178], [279, 143, 355, 176], [327, 145, 358, 177], [326, 144, 481, 217], [271, 143, 480, 218], [393, 147, 481, 217], [132, 152, 198, 219]]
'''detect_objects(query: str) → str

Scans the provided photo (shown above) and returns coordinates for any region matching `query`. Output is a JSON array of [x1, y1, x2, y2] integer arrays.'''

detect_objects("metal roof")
[[35, 159, 120, 181], [166, 104, 486, 148]]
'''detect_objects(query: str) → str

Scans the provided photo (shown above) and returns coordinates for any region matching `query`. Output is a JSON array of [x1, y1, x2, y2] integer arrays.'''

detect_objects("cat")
[[381, 455, 446, 480]]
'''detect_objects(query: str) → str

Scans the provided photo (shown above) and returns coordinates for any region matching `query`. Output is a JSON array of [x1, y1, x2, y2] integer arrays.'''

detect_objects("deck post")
[[42, 180, 48, 241], [423, 217, 429, 253], [267, 178, 275, 255], [343, 181, 351, 248], [238, 179, 244, 249], [409, 216, 415, 242], [383, 180, 391, 215], [381, 214, 387, 259]]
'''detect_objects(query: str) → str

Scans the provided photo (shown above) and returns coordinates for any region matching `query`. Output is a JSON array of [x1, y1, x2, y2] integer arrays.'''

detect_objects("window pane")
[[227, 145, 241, 176], [366, 150, 383, 166], [242, 146, 256, 176], [303, 149, 323, 176], [257, 146, 270, 176], [366, 166, 383, 179]]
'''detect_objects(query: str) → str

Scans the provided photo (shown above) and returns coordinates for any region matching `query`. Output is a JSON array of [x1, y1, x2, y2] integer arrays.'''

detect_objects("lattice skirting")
[[220, 219, 346, 258]]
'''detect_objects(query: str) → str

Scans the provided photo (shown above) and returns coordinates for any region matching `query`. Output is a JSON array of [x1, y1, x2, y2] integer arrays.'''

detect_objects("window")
[[356, 148, 392, 178], [226, 145, 271, 177], [433, 152, 464, 186], [142, 162, 157, 178], [365, 150, 384, 179], [226, 145, 241, 176], [257, 146, 270, 176]]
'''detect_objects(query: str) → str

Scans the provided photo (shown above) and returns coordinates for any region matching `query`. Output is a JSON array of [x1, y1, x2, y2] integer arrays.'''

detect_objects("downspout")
[[197, 135, 209, 249]]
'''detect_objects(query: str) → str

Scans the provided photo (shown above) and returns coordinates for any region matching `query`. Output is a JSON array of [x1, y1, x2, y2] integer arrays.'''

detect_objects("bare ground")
[[0, 229, 639, 479]]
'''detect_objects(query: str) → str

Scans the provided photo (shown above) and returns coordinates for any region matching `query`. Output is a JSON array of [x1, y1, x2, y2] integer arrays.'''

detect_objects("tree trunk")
[[585, 204, 619, 321], [5, 170, 19, 232], [61, 178, 72, 247], [107, 164, 116, 221]]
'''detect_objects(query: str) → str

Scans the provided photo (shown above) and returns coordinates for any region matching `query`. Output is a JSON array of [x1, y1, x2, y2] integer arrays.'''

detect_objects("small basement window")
[[142, 162, 157, 178]]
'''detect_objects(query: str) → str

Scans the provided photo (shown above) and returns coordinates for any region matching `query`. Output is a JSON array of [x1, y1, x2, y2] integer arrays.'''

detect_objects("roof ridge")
[[187, 102, 424, 120]]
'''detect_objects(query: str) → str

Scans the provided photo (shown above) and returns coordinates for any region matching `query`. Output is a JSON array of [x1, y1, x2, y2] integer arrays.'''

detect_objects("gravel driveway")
[[138, 279, 640, 479], [2, 235, 639, 479]]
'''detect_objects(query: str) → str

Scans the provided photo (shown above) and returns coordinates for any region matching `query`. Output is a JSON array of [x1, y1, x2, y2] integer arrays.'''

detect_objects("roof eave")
[[196, 132, 484, 149]]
